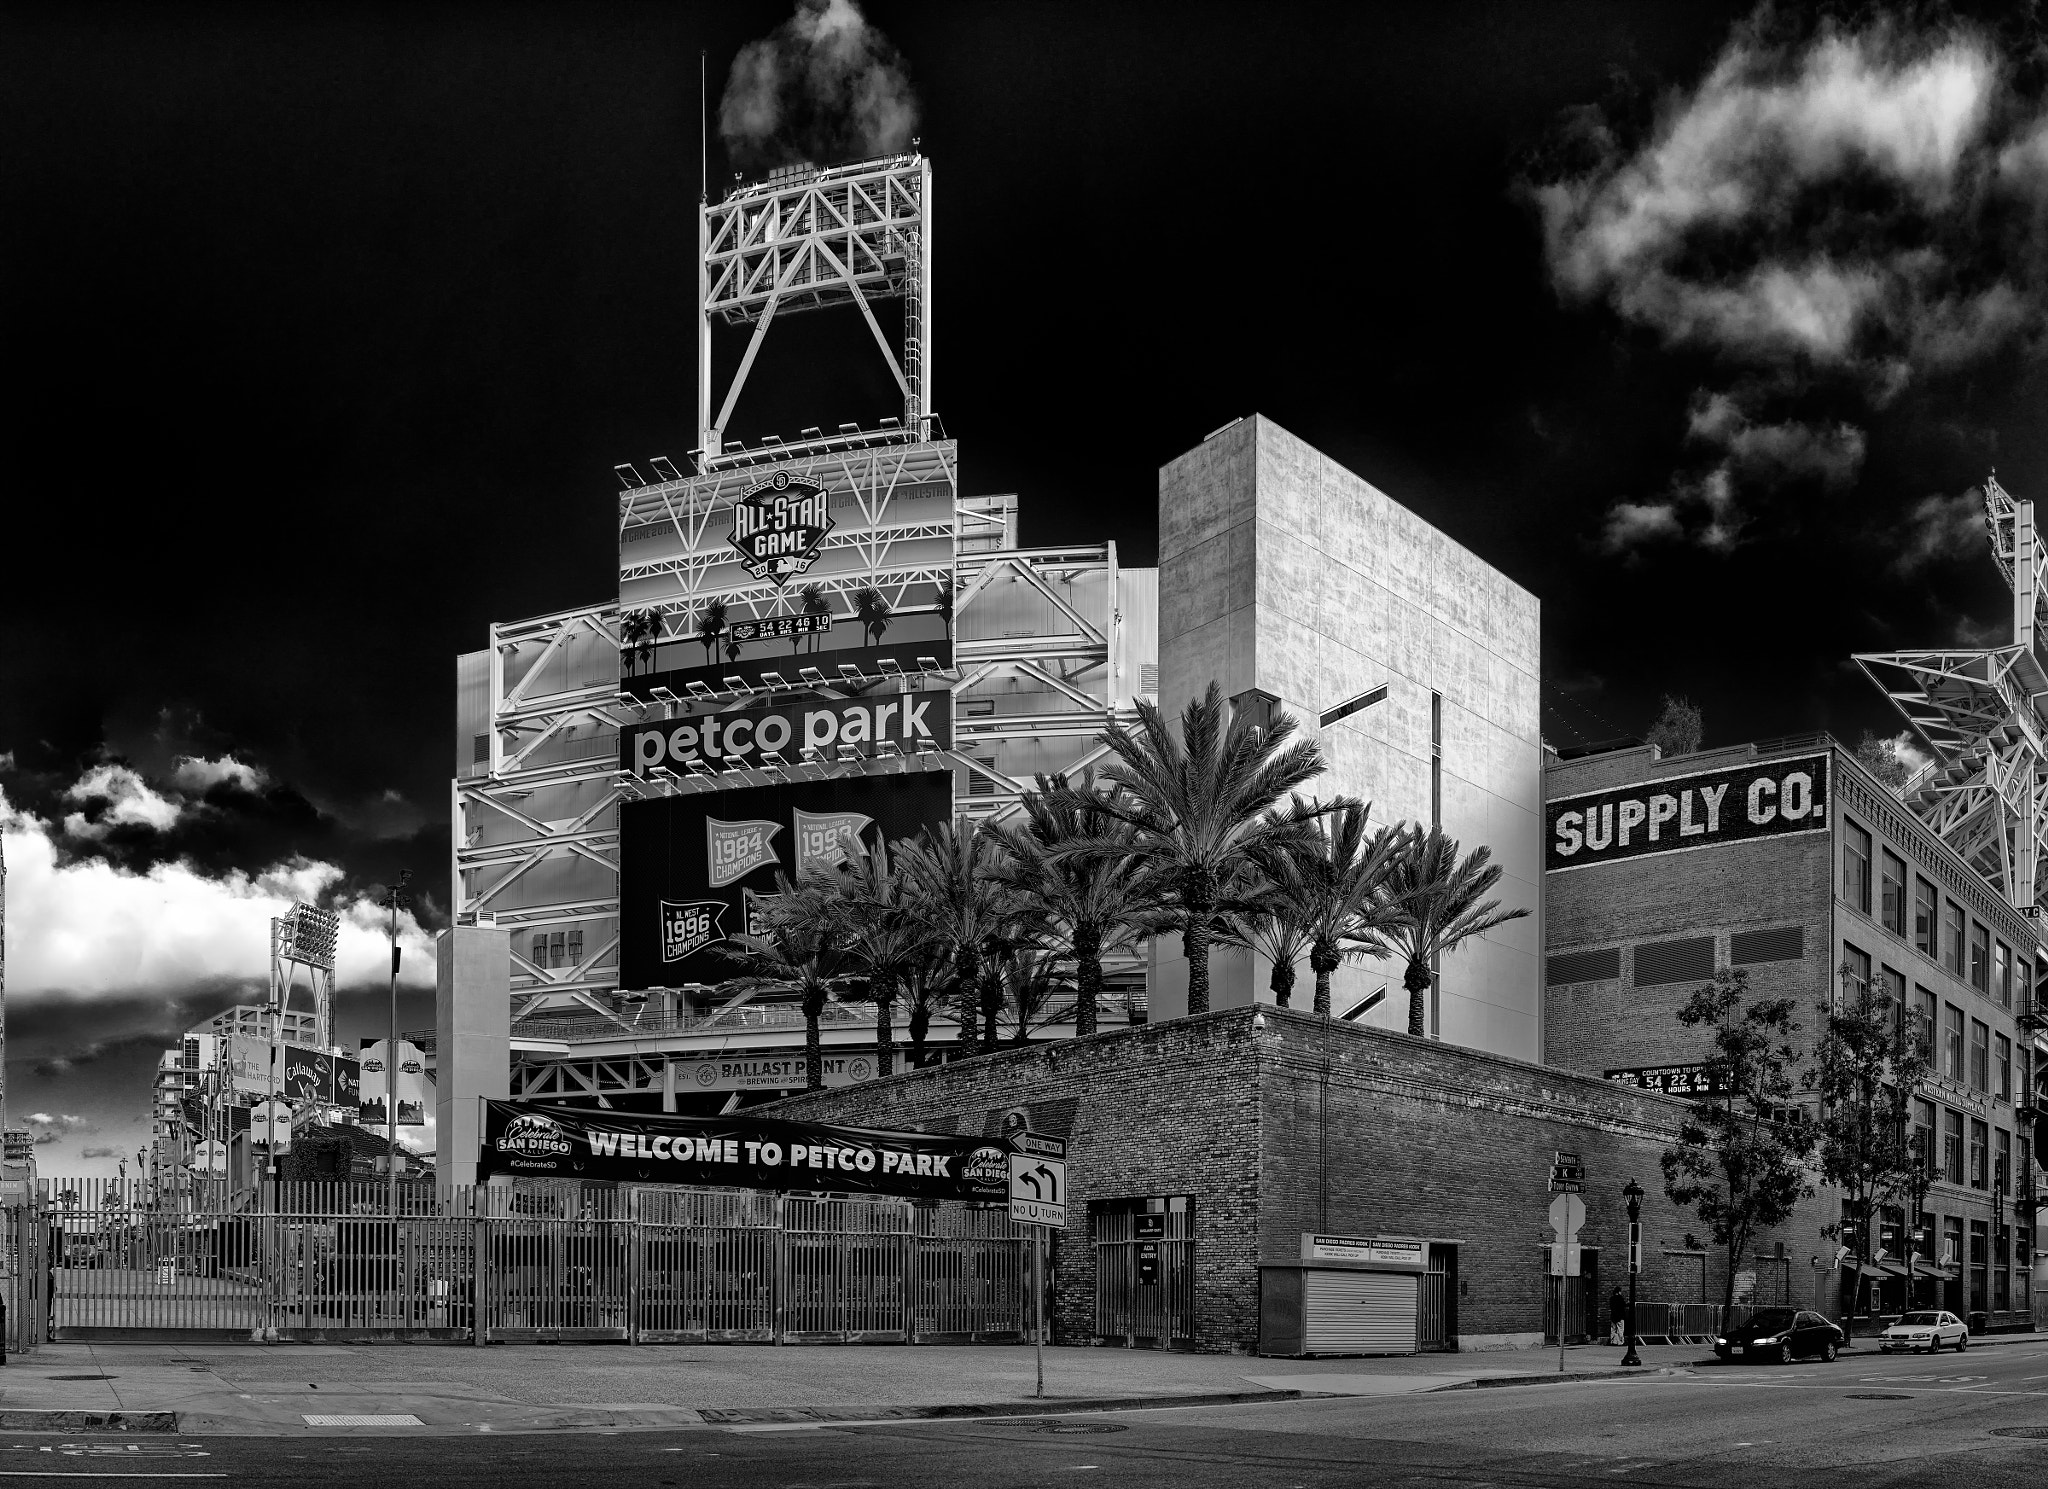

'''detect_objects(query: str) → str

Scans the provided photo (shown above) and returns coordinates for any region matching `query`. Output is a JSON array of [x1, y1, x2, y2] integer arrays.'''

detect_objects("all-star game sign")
[[729, 471, 833, 585]]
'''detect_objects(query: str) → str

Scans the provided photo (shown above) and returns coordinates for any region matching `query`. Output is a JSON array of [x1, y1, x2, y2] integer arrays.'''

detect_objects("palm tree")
[[900, 942, 949, 1067], [815, 841, 925, 1077], [618, 608, 661, 677], [852, 585, 892, 649], [934, 578, 955, 641], [697, 597, 728, 666], [996, 776, 1161, 1036], [719, 878, 855, 1090], [1221, 867, 1314, 1009], [1378, 827, 1530, 1038], [897, 819, 1018, 1056], [799, 582, 832, 653], [1000, 948, 1070, 1046], [1270, 799, 1410, 1015], [1085, 682, 1325, 1014]]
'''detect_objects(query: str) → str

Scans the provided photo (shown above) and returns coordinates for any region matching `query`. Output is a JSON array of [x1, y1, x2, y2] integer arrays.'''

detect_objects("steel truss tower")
[[1857, 476, 2048, 921]]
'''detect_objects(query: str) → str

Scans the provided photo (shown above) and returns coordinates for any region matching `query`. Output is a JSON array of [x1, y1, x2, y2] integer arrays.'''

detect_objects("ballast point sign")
[[729, 472, 833, 584], [1546, 752, 1829, 873]]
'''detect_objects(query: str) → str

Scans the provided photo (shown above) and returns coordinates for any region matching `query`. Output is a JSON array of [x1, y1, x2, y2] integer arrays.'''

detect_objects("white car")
[[1877, 1309, 1969, 1353]]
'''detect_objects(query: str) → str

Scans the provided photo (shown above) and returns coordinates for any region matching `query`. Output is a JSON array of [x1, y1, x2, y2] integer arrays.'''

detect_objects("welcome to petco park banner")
[[1546, 752, 1829, 873], [478, 1100, 1012, 1202]]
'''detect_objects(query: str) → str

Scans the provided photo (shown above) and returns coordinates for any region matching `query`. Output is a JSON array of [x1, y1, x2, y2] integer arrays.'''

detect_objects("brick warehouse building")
[[765, 1006, 1833, 1355], [1544, 734, 2043, 1329]]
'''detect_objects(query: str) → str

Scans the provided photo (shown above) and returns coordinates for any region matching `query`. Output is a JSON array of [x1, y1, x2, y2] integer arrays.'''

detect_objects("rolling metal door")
[[1304, 1269, 1416, 1355]]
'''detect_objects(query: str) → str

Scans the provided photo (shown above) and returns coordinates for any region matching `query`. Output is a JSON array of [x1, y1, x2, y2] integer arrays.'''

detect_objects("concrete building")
[[1150, 415, 1544, 1061], [1544, 735, 2040, 1327]]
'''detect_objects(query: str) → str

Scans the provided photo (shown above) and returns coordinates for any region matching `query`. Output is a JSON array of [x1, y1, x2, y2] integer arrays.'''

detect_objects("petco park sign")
[[622, 695, 950, 775], [1546, 752, 1829, 873]]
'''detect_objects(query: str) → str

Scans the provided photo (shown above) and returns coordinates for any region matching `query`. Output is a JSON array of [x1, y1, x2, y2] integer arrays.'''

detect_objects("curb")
[[1433, 1368, 1669, 1391], [0, 1411, 177, 1433], [697, 1388, 1304, 1424]]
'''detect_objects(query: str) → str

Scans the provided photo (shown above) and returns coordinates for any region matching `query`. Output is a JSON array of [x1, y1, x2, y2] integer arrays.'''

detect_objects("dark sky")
[[5, 1, 2046, 1167]]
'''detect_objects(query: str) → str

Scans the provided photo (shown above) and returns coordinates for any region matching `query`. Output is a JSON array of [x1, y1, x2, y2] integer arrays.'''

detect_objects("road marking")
[[0, 1476, 228, 1480]]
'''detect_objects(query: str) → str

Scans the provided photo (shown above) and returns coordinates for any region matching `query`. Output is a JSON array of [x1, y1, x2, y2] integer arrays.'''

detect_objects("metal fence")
[[5, 1177, 1028, 1349]]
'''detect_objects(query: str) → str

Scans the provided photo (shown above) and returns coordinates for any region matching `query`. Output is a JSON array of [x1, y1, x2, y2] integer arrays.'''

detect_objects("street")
[[19, 1342, 2048, 1486]]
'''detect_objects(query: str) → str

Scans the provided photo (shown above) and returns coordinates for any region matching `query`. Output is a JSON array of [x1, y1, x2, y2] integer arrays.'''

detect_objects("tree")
[[1853, 729, 1915, 792], [1805, 963, 1932, 1326], [618, 608, 662, 678], [934, 578, 955, 641], [899, 941, 949, 1067], [697, 597, 728, 667], [1000, 947, 1070, 1046], [996, 776, 1162, 1037], [1660, 968, 1816, 1311], [898, 819, 1019, 1055], [852, 585, 892, 648], [1088, 682, 1325, 1014], [1267, 798, 1410, 1016], [1646, 694, 1703, 757], [815, 841, 926, 1077], [799, 582, 831, 653], [1377, 827, 1529, 1037], [1221, 875, 1314, 1010], [719, 878, 855, 1091]]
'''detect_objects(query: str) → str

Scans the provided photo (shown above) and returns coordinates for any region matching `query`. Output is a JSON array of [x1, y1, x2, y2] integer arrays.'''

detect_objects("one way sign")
[[1009, 1151, 1067, 1228]]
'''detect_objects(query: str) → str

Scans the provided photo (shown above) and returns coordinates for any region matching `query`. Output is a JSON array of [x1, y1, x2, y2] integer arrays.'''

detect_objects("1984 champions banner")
[[619, 772, 955, 987], [1546, 753, 1829, 872]]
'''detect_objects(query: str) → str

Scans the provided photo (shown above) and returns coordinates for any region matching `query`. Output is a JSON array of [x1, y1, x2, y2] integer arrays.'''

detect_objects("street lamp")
[[381, 870, 413, 1218], [1622, 1179, 1645, 1368]]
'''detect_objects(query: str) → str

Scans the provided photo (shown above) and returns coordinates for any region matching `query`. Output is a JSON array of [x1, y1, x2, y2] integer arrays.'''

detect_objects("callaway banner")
[[619, 772, 954, 988], [620, 693, 951, 778], [478, 1099, 1012, 1202], [1546, 753, 1830, 873]]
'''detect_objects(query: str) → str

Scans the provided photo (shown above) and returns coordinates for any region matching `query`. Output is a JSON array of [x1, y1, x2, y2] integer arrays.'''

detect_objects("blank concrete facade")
[[1152, 415, 1543, 1062], [435, 925, 510, 1192]]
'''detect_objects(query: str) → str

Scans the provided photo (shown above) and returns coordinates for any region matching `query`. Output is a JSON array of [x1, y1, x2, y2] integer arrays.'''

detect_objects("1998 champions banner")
[[1546, 753, 1830, 872], [619, 772, 955, 987]]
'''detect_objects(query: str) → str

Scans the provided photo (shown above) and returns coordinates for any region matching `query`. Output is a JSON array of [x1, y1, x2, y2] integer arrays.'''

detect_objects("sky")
[[6, 1, 2048, 1172]]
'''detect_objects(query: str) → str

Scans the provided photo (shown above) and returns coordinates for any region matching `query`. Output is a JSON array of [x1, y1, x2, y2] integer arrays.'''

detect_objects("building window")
[[1945, 901, 1966, 976], [1880, 966, 1906, 1031], [1970, 1220, 1989, 1312], [1842, 943, 1871, 1009], [1997, 1033, 2012, 1103], [1943, 1214, 1964, 1271], [1913, 1098, 1937, 1177], [1971, 922, 1991, 993], [1996, 940, 2013, 1008], [567, 926, 584, 966], [2021, 956, 2036, 1015], [1971, 1117, 1990, 1189], [1880, 1204, 1907, 1262], [1971, 1019, 1991, 1091], [549, 931, 566, 968], [1914, 877, 1938, 957], [1844, 821, 1872, 912], [1945, 1004, 1965, 1081], [1914, 986, 1938, 1060], [1945, 1109, 1966, 1185], [1880, 850, 1906, 936], [1995, 1127, 2011, 1196], [1917, 1210, 1937, 1261]]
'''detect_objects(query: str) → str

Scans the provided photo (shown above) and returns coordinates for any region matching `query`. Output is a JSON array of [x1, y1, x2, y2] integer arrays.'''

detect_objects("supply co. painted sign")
[[621, 694, 949, 777], [728, 472, 833, 584], [1546, 753, 1830, 873]]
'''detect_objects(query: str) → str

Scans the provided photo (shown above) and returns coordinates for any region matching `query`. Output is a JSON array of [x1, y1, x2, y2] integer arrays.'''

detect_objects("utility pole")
[[383, 870, 412, 1218]]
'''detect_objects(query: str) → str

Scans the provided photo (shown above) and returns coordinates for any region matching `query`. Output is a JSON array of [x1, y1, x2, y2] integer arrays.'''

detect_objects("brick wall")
[[769, 1006, 1840, 1353]]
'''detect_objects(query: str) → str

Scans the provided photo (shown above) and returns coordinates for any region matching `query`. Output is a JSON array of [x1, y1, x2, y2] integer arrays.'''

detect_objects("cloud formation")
[[720, 0, 919, 173], [1893, 487, 1988, 572], [1532, 14, 2048, 551]]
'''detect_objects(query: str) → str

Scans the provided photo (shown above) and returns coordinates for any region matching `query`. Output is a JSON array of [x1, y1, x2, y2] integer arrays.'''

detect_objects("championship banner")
[[1546, 753, 1830, 873], [707, 817, 780, 887], [794, 809, 873, 876], [478, 1099, 1012, 1202]]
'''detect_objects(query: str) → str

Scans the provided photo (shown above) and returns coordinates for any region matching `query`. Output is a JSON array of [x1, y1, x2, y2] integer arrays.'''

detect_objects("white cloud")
[[62, 764, 182, 837], [2, 787, 434, 1002], [1893, 488, 1986, 572], [168, 754, 268, 795], [1601, 500, 1685, 553]]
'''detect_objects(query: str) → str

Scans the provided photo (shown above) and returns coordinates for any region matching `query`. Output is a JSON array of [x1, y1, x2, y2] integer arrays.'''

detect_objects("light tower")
[[1856, 475, 2048, 920]]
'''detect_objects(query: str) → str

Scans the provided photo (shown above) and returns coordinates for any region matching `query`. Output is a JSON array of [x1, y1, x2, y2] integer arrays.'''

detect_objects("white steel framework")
[[696, 154, 932, 470], [1858, 476, 2048, 919]]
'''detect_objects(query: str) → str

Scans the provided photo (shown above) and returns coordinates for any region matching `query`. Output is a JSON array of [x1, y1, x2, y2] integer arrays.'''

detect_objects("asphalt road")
[[16, 1343, 2048, 1486]]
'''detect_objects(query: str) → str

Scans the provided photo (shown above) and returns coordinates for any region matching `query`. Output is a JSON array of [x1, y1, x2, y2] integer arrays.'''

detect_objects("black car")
[[1713, 1308, 1847, 1363]]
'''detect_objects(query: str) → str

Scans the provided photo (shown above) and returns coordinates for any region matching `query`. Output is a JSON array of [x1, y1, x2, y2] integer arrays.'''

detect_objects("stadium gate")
[[4, 1179, 1028, 1347]]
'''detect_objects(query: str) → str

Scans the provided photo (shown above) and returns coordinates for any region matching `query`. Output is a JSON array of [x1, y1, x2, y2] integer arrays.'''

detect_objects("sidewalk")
[[6, 1331, 2037, 1436]]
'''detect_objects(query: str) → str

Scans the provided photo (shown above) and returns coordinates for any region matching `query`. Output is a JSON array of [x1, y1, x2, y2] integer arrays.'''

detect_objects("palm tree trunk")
[[908, 1001, 930, 1067], [805, 1011, 823, 1091], [1312, 946, 1338, 1017], [1184, 915, 1213, 1016], [874, 975, 897, 1077], [1075, 930, 1101, 1037], [1404, 957, 1432, 1037], [979, 967, 1004, 1055]]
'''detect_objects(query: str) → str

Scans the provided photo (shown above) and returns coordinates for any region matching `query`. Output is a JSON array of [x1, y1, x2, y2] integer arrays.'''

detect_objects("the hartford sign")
[[622, 695, 950, 776], [1546, 752, 1830, 872]]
